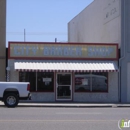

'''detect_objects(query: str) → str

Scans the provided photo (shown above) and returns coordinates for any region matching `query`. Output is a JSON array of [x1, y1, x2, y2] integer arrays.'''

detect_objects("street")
[[0, 106, 130, 130]]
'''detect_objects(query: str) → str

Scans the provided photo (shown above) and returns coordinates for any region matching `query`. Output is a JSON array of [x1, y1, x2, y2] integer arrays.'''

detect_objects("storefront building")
[[8, 42, 119, 102]]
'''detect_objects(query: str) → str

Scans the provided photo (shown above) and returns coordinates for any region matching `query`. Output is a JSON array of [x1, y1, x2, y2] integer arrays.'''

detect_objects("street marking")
[[56, 112, 102, 115], [0, 119, 118, 122]]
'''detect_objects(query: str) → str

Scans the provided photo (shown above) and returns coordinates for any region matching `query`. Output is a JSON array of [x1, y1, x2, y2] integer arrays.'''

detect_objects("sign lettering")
[[9, 43, 118, 59]]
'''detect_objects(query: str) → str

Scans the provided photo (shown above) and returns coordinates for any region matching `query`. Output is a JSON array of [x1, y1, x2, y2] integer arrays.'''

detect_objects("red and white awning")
[[14, 60, 118, 72]]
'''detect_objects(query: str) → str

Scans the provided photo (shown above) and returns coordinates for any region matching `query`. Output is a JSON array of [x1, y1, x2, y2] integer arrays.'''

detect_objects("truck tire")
[[4, 93, 19, 108]]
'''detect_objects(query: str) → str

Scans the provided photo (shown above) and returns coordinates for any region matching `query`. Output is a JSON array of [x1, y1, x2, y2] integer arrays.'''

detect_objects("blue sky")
[[6, 0, 93, 46]]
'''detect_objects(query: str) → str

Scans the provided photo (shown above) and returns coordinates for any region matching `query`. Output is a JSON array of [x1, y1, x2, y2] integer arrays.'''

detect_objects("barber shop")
[[7, 42, 119, 102]]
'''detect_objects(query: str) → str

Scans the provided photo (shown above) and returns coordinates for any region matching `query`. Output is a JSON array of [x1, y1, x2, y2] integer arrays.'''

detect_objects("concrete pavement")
[[0, 101, 130, 107]]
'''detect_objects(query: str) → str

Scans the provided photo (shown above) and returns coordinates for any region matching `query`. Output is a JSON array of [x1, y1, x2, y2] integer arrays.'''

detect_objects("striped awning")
[[14, 60, 118, 72]]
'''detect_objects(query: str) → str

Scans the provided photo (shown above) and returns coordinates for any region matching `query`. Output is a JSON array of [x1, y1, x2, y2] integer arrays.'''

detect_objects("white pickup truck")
[[0, 82, 31, 107]]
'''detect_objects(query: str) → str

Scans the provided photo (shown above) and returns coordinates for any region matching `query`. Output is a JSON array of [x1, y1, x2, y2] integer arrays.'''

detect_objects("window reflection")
[[92, 72, 107, 92], [75, 72, 108, 92], [75, 73, 91, 92], [19, 72, 54, 92]]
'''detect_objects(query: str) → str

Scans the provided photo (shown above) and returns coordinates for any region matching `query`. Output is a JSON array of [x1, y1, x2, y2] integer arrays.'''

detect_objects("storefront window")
[[19, 72, 36, 91], [19, 72, 54, 92], [75, 73, 91, 92], [37, 72, 54, 92], [75, 72, 108, 92], [91, 72, 108, 92]]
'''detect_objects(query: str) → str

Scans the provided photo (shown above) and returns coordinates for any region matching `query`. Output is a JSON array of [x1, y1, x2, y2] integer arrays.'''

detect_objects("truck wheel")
[[4, 93, 19, 108]]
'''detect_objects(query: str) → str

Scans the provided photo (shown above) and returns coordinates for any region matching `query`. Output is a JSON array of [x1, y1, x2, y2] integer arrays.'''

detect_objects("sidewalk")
[[0, 101, 130, 107]]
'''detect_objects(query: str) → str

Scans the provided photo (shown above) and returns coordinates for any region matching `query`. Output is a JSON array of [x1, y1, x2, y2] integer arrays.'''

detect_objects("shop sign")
[[9, 42, 118, 59], [43, 78, 52, 86], [43, 78, 52, 82]]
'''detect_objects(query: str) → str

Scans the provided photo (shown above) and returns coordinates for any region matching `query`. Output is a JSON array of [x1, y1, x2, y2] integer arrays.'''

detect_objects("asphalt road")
[[0, 106, 129, 130]]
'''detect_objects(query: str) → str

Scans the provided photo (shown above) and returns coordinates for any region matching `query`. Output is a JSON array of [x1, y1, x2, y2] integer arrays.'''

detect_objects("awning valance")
[[14, 60, 118, 72]]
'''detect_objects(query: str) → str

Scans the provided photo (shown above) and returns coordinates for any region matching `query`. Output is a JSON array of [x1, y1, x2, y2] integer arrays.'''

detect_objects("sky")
[[6, 0, 94, 46]]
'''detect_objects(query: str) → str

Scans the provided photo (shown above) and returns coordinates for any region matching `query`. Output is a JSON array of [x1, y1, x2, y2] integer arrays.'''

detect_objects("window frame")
[[74, 72, 108, 93], [19, 71, 54, 92]]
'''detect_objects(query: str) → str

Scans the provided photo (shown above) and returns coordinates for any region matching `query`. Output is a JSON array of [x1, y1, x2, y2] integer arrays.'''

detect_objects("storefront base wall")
[[31, 93, 55, 102], [73, 72, 119, 103]]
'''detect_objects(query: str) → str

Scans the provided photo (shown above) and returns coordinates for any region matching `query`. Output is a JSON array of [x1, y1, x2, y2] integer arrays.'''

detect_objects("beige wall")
[[68, 0, 121, 47], [8, 60, 19, 81], [0, 0, 6, 81]]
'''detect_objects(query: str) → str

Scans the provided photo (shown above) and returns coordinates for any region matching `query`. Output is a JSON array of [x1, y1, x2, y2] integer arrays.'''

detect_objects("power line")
[[6, 31, 67, 36]]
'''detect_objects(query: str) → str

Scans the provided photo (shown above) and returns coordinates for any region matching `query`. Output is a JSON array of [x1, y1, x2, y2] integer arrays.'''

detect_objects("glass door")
[[56, 73, 72, 100]]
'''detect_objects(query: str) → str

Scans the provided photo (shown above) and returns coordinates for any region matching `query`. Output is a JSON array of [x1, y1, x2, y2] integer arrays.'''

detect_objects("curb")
[[0, 102, 130, 108]]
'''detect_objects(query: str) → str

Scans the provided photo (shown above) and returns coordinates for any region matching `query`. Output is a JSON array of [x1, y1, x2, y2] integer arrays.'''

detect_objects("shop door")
[[56, 73, 72, 100]]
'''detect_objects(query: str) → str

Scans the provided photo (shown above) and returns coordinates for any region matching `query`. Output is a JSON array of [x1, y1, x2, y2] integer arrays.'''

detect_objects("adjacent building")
[[120, 0, 130, 103], [0, 0, 6, 81], [68, 0, 130, 103], [68, 0, 121, 44]]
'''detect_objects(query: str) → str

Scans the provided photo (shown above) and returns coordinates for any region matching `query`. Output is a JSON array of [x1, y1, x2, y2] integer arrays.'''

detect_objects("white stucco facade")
[[67, 0, 122, 102], [8, 59, 119, 102], [68, 0, 130, 103], [68, 0, 121, 47]]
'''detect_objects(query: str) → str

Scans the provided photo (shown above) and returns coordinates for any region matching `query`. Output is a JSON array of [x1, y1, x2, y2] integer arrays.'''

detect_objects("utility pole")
[[55, 38, 57, 42], [24, 29, 26, 41]]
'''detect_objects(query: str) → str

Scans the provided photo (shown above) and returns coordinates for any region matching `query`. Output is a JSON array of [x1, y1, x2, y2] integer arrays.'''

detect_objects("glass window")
[[75, 72, 108, 92], [37, 72, 54, 92], [75, 73, 91, 92], [91, 72, 108, 92], [57, 74, 71, 85], [19, 72, 36, 91], [19, 72, 54, 92]]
